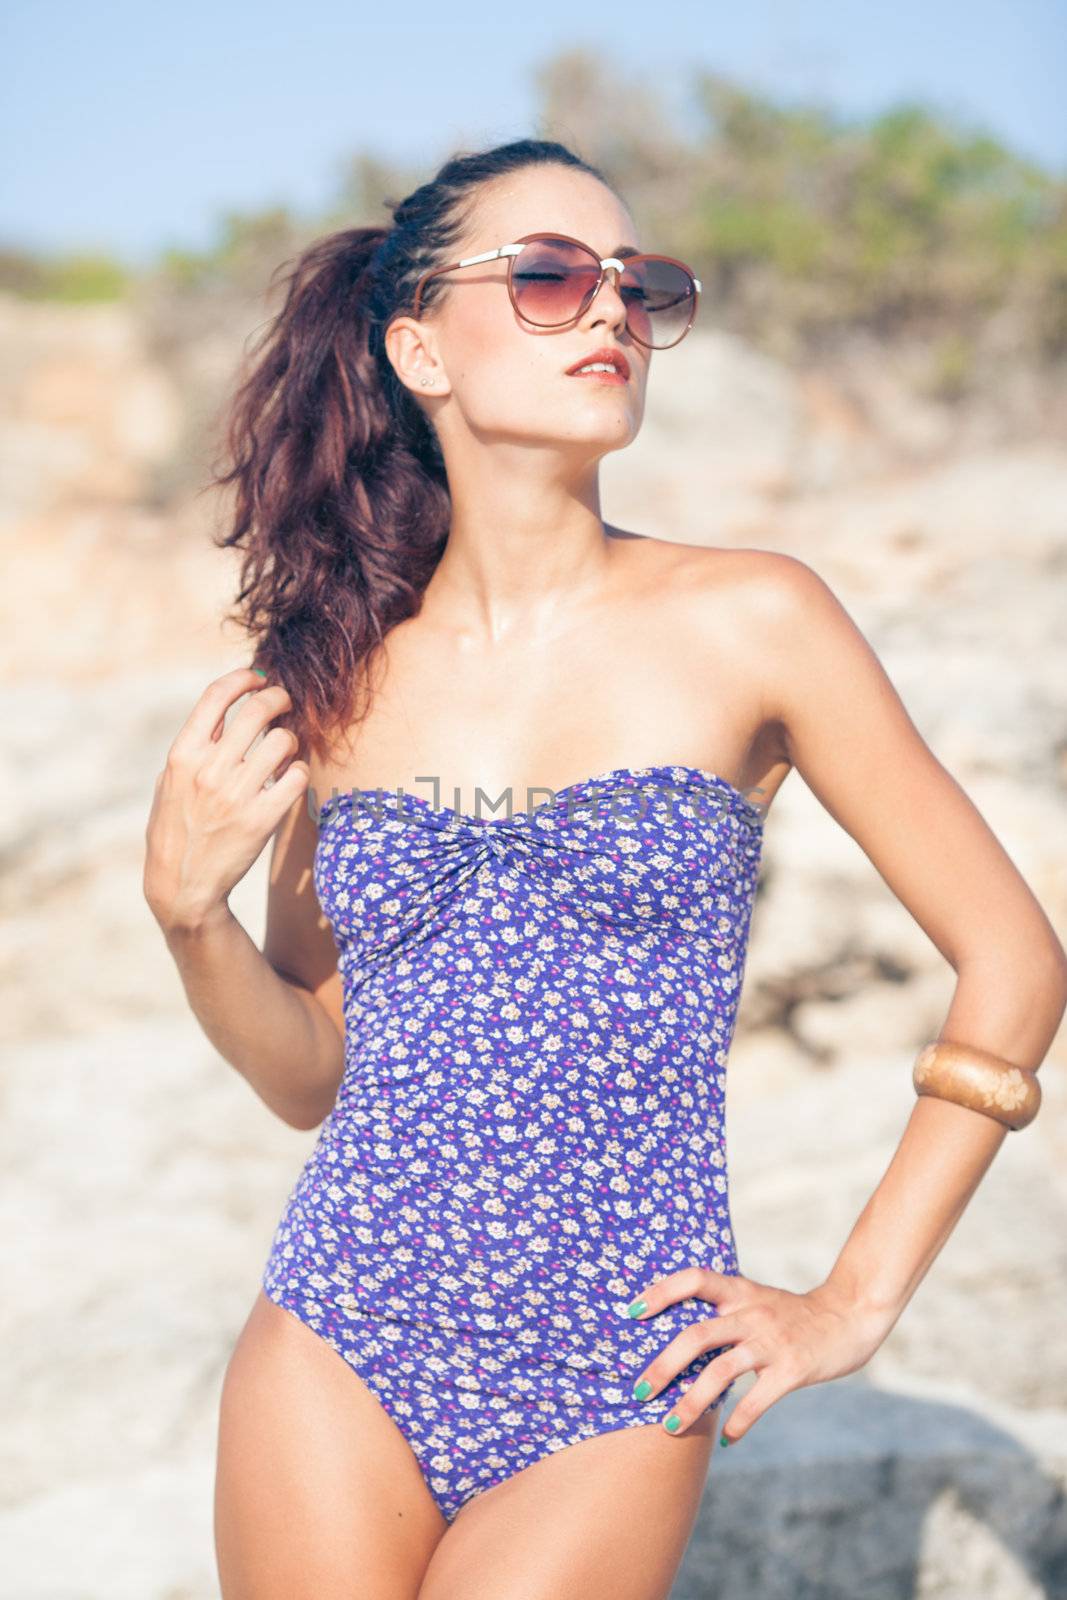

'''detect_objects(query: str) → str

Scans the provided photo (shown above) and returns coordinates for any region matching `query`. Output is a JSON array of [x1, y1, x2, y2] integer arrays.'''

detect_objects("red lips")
[[564, 346, 631, 380]]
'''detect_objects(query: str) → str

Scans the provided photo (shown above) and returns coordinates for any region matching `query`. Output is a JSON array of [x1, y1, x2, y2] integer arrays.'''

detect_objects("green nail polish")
[[664, 1414, 682, 1434], [633, 1379, 653, 1401], [253, 668, 267, 678], [627, 1299, 647, 1318], [720, 1434, 730, 1447]]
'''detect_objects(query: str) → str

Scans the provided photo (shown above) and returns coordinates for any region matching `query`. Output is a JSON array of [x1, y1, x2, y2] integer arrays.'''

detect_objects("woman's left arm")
[[628, 555, 1067, 1443], [757, 556, 1067, 1324]]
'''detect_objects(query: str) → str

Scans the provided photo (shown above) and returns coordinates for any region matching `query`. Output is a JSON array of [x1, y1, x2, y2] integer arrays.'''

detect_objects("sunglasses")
[[411, 231, 702, 351]]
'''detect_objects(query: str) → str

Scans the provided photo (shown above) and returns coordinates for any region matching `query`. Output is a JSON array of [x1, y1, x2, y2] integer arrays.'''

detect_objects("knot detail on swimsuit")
[[261, 763, 764, 1520]]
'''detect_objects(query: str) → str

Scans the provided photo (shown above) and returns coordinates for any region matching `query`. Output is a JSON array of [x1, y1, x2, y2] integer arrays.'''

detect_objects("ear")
[[384, 315, 445, 398]]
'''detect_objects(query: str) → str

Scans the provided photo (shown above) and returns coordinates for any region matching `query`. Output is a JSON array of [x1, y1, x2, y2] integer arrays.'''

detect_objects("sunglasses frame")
[[410, 231, 702, 350]]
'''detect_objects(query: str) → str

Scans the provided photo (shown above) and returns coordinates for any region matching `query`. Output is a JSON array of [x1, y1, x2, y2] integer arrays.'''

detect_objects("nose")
[[580, 263, 629, 334]]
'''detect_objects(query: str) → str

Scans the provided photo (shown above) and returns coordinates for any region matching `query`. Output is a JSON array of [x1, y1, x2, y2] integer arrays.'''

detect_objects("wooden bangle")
[[913, 1040, 1042, 1131]]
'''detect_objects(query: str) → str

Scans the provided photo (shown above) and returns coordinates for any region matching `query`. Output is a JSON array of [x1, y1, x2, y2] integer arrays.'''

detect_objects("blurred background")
[[2, 2, 1066, 1596]]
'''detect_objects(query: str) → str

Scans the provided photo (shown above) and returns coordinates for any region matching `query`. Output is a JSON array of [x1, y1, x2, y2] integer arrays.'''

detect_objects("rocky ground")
[[1, 290, 1064, 1598]]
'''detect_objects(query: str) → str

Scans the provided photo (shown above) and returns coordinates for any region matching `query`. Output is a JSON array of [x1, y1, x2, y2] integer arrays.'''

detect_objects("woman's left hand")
[[625, 1268, 896, 1445]]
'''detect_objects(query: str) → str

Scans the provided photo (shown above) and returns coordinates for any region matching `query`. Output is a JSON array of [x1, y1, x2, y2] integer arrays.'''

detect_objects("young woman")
[[144, 137, 1066, 1600]]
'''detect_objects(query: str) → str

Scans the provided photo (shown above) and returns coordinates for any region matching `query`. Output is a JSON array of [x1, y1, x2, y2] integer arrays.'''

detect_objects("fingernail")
[[627, 1299, 647, 1318], [633, 1379, 653, 1401], [252, 668, 267, 678], [720, 1434, 730, 1448], [664, 1414, 682, 1434]]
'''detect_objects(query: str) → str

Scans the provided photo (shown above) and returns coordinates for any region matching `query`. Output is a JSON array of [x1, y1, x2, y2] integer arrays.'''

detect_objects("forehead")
[[468, 164, 638, 255]]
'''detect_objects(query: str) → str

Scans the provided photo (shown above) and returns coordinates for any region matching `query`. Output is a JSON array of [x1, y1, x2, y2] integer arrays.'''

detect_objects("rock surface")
[[1, 291, 1064, 1597]]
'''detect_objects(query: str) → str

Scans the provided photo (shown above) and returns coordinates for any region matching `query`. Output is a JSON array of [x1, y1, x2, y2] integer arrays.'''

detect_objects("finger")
[[632, 1324, 754, 1422], [213, 752, 311, 850], [690, 1341, 765, 1430], [217, 682, 294, 760], [252, 755, 313, 826], [205, 670, 276, 744], [273, 749, 311, 785], [719, 1363, 795, 1447], [169, 668, 270, 762], [239, 727, 309, 798], [629, 1313, 745, 1400], [657, 1352, 753, 1436], [199, 684, 294, 789], [624, 1265, 741, 1319]]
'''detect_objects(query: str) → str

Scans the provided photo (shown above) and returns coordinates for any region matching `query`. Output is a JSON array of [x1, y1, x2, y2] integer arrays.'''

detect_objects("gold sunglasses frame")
[[410, 231, 702, 350]]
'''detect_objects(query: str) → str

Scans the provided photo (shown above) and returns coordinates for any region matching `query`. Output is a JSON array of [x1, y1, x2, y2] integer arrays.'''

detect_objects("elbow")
[[1054, 938, 1067, 991], [277, 1060, 344, 1132], [1052, 965, 1067, 1036], [1027, 944, 1067, 1031], [274, 1097, 331, 1132], [960, 930, 1067, 1003], [1040, 939, 1067, 1011], [1025, 946, 1067, 1051], [951, 942, 1067, 1067], [287, 1109, 328, 1133]]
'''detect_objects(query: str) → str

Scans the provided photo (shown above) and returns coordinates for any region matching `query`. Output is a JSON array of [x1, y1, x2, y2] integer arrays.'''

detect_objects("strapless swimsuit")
[[261, 764, 765, 1524]]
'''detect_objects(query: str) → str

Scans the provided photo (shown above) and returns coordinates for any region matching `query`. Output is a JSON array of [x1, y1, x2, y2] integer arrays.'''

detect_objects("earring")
[[419, 376, 435, 387]]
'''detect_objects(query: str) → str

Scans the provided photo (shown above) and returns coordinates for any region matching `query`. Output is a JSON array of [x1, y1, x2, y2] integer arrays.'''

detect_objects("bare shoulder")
[[608, 527, 801, 617], [657, 543, 854, 654]]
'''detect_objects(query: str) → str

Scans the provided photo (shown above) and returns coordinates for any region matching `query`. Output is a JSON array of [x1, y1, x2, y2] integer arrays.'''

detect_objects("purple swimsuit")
[[261, 764, 764, 1523]]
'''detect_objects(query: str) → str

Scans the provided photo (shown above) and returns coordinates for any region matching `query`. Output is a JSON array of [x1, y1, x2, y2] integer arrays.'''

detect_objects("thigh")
[[416, 1405, 723, 1600], [215, 1290, 447, 1600]]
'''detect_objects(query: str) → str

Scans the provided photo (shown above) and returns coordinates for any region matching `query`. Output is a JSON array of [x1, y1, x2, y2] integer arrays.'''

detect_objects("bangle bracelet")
[[913, 1040, 1041, 1131]]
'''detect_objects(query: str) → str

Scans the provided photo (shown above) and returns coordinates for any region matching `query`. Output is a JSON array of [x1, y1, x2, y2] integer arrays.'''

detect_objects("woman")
[[144, 138, 1067, 1599]]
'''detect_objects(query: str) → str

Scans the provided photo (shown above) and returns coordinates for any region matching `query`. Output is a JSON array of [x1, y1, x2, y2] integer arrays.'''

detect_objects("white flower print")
[[262, 766, 764, 1524]]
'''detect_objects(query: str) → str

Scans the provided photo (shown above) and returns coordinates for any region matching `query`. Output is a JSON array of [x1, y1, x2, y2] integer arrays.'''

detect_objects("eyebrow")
[[511, 238, 643, 258]]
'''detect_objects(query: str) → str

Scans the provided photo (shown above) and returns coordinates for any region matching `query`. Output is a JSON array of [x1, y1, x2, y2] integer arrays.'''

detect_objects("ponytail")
[[208, 138, 612, 765]]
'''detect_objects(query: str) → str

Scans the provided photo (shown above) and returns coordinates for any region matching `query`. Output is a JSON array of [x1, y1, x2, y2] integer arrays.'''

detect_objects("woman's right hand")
[[143, 666, 311, 935]]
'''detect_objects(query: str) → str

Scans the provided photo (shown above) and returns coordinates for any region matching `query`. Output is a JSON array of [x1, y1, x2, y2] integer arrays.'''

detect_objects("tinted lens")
[[618, 259, 696, 348], [511, 239, 696, 348], [512, 238, 600, 325]]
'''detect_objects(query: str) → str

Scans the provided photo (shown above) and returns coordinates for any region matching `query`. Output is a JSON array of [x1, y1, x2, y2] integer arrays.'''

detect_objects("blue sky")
[[3, 0, 1065, 267]]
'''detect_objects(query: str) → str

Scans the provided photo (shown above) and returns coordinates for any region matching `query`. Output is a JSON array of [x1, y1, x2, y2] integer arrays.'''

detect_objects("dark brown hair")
[[210, 137, 614, 765]]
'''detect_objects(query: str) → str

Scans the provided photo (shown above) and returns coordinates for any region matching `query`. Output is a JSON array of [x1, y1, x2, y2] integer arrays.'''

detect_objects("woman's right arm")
[[144, 667, 345, 1131]]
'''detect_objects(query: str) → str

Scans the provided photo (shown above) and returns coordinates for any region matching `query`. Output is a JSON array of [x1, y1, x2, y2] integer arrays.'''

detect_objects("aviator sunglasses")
[[411, 231, 702, 351]]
